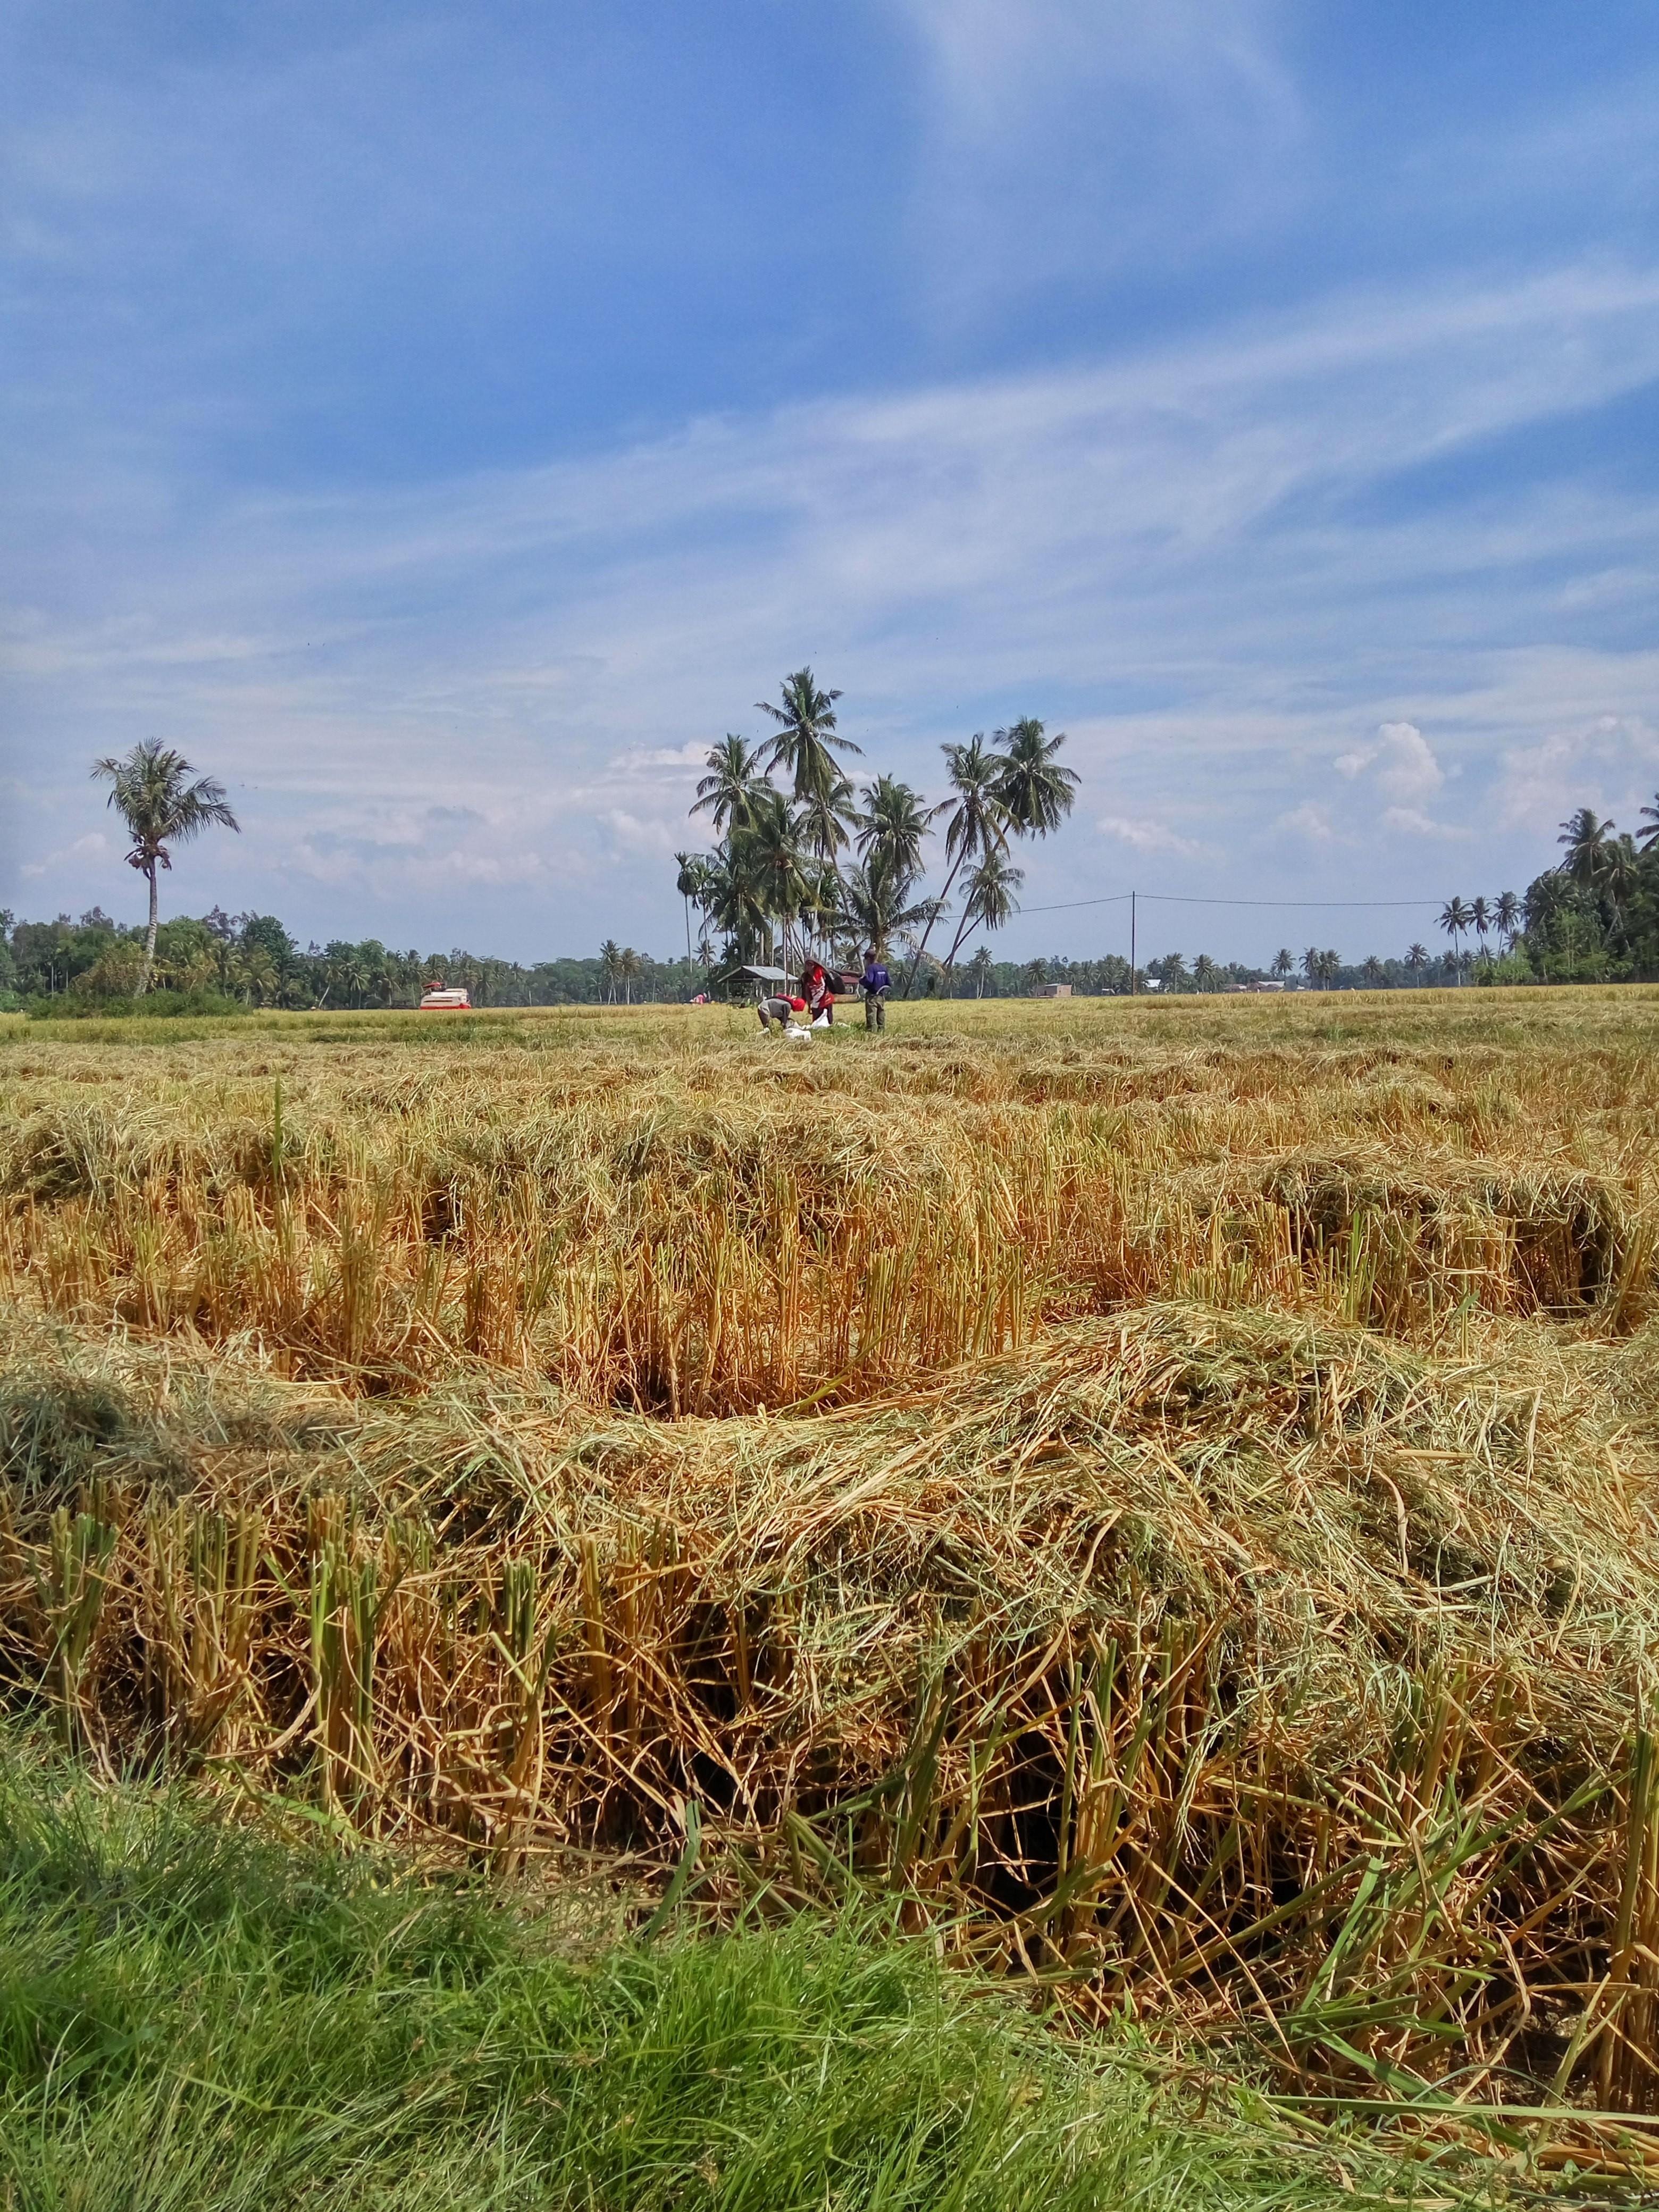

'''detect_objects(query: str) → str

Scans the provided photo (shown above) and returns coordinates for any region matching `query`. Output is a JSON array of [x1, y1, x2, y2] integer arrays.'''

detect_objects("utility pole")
[[1129, 890, 1137, 995]]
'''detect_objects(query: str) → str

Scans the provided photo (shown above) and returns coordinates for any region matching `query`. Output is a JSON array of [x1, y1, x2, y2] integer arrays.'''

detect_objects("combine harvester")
[[418, 983, 472, 1010]]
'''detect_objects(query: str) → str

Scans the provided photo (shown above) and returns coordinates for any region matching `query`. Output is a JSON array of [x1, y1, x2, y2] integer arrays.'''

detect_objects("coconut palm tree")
[[1494, 891, 1521, 951], [674, 851, 710, 971], [691, 736, 767, 834], [598, 940, 623, 1003], [1558, 806, 1615, 889], [901, 736, 1010, 993], [1301, 945, 1322, 988], [1318, 949, 1342, 988], [856, 776, 940, 889], [1193, 953, 1219, 992], [1639, 793, 1659, 852], [1361, 955, 1386, 988], [619, 947, 642, 1004], [967, 945, 995, 999], [1437, 896, 1472, 982], [1405, 942, 1429, 983], [993, 718, 1078, 841], [1601, 833, 1641, 941], [89, 740, 240, 995], [756, 669, 860, 808], [1470, 895, 1492, 967], [838, 848, 933, 959], [944, 850, 1024, 975], [1272, 949, 1294, 980], [736, 790, 812, 968]]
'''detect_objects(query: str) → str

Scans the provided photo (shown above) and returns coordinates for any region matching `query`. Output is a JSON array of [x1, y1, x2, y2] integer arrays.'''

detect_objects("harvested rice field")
[[5, 985, 1659, 2185]]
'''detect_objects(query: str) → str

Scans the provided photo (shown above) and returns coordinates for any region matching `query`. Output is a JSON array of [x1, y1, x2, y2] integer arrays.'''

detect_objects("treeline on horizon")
[[6, 794, 1659, 1020]]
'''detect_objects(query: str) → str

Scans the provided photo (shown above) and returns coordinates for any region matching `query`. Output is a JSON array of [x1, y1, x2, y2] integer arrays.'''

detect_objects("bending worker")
[[860, 946, 890, 1030], [801, 960, 835, 1026]]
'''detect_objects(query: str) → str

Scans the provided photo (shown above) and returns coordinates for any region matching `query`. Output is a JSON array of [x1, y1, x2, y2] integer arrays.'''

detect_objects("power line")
[[1017, 890, 1449, 917]]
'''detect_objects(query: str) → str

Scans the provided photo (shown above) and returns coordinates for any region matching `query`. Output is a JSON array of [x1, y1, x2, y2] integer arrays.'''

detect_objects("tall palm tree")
[[1301, 945, 1322, 988], [1639, 793, 1659, 852], [1558, 807, 1615, 889], [1318, 949, 1341, 988], [756, 669, 860, 807], [1405, 942, 1429, 983], [993, 718, 1078, 840], [619, 947, 642, 1004], [967, 945, 995, 999], [1193, 953, 1219, 992], [691, 736, 767, 834], [674, 851, 709, 971], [1361, 955, 1386, 988], [943, 850, 1024, 975], [1601, 833, 1641, 941], [856, 775, 940, 888], [838, 848, 933, 959], [1272, 949, 1294, 980], [1437, 897, 1472, 982], [901, 736, 1010, 992], [1494, 891, 1521, 951], [736, 789, 812, 968], [90, 740, 240, 995], [1470, 895, 1492, 965], [598, 939, 623, 1003]]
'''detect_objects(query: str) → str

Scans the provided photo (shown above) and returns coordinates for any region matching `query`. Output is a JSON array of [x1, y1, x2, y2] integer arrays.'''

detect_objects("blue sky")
[[4, 0, 1659, 969]]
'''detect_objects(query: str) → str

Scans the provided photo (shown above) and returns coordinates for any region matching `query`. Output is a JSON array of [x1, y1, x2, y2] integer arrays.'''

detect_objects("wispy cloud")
[[1097, 814, 1204, 859], [7, 259, 1659, 946]]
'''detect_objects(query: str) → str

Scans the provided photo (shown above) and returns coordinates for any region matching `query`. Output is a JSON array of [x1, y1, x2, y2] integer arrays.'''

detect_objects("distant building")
[[1032, 982, 1074, 998]]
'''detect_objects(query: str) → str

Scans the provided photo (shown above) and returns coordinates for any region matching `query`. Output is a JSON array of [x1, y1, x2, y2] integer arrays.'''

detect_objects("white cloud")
[[1096, 813, 1203, 858], [1496, 713, 1659, 831], [1380, 806, 1471, 841], [10, 260, 1659, 949], [1333, 720, 1444, 802]]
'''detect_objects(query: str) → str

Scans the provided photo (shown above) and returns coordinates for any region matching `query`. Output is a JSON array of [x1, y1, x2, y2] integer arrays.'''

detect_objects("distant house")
[[1032, 982, 1073, 998]]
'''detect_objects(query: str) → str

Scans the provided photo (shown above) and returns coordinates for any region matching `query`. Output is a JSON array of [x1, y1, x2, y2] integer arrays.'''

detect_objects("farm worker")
[[860, 947, 890, 1032], [801, 961, 834, 1025], [758, 993, 808, 1032]]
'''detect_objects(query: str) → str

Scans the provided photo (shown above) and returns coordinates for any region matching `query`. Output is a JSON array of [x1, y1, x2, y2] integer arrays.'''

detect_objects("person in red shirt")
[[800, 961, 834, 1025]]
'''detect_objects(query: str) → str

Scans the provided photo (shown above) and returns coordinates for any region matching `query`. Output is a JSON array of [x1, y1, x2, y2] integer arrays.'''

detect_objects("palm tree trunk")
[[901, 847, 969, 998], [138, 863, 159, 996]]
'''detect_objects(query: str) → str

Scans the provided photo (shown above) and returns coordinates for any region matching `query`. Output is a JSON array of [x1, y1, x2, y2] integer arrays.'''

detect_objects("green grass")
[[0, 1747, 1486, 2212]]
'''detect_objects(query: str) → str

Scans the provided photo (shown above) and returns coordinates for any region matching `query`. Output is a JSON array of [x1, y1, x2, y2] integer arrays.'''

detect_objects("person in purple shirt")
[[860, 948, 890, 1031]]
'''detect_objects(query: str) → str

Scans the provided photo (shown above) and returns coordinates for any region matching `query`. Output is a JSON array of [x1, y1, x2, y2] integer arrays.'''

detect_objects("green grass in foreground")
[[0, 1753, 1488, 2212]]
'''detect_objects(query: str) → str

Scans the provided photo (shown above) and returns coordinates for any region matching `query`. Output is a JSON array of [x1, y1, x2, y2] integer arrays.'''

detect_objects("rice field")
[[4, 986, 1659, 2160]]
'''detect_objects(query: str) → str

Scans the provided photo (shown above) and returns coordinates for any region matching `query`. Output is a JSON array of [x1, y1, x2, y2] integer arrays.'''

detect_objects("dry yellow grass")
[[3, 986, 1659, 2119]]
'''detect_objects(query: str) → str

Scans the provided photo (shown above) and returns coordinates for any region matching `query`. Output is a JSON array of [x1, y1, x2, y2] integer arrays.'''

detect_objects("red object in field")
[[419, 986, 471, 1010]]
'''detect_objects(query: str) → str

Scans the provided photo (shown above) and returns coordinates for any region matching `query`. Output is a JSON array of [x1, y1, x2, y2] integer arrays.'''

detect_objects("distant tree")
[[619, 946, 642, 1004], [1438, 896, 1472, 982], [967, 944, 995, 999], [1271, 948, 1294, 979], [1193, 953, 1219, 992], [1405, 942, 1429, 983], [1470, 895, 1492, 966], [1301, 945, 1322, 988], [1494, 891, 1521, 951], [1361, 955, 1386, 987], [90, 741, 240, 995], [1639, 793, 1659, 852], [599, 939, 623, 1003]]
